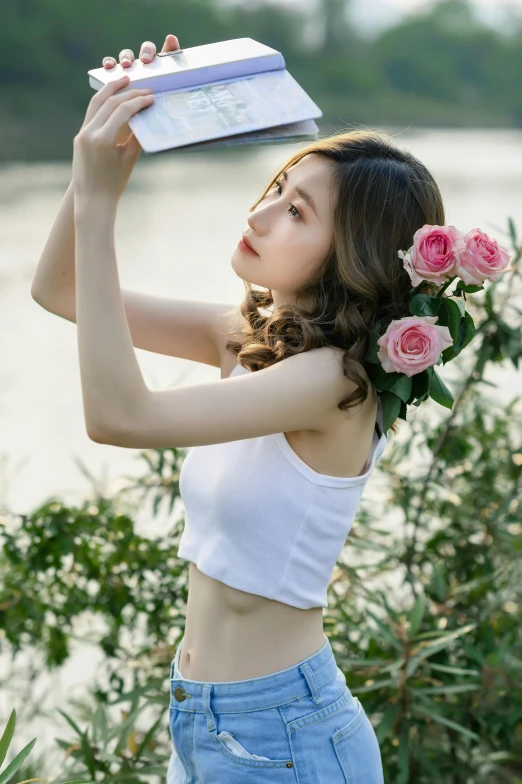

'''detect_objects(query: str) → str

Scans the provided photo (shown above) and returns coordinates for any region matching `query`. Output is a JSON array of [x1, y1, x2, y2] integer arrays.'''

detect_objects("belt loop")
[[202, 684, 216, 733], [299, 661, 323, 705]]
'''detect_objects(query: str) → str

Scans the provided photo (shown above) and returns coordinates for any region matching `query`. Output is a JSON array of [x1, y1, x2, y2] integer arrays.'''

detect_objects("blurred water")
[[1, 127, 520, 518], [0, 128, 521, 774]]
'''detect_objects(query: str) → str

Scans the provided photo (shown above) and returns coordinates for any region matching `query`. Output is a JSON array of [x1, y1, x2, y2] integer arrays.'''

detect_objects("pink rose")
[[399, 225, 463, 287], [455, 228, 512, 286], [377, 315, 453, 376]]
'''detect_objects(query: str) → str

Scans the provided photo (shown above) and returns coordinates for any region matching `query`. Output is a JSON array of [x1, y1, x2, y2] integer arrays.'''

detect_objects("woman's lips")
[[237, 236, 259, 255]]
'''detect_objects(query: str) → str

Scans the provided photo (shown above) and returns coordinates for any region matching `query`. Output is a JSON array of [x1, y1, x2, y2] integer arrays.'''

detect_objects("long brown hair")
[[225, 130, 445, 430]]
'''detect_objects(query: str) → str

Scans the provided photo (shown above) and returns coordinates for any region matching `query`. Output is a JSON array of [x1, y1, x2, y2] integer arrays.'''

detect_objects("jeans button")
[[174, 686, 190, 702]]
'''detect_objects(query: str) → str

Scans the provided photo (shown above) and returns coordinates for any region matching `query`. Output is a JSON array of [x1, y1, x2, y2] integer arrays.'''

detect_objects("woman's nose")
[[247, 206, 268, 234]]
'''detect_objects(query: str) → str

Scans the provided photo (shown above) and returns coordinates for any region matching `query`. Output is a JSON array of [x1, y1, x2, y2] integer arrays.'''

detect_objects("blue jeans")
[[167, 634, 384, 783]]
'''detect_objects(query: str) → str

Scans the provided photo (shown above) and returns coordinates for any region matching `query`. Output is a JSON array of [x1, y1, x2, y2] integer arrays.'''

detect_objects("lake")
[[1, 127, 521, 773], [1, 127, 520, 517]]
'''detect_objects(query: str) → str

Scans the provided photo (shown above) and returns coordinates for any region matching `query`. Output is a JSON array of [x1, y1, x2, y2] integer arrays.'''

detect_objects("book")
[[87, 37, 322, 153]]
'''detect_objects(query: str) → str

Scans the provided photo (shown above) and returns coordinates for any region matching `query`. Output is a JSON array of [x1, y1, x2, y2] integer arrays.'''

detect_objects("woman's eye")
[[271, 181, 302, 220]]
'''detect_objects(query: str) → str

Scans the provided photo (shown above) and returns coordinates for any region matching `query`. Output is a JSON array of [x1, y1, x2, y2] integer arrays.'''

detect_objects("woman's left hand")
[[72, 74, 155, 203]]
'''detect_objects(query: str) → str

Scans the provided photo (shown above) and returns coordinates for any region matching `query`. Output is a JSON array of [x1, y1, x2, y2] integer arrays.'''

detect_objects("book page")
[[176, 119, 319, 152], [129, 69, 322, 153]]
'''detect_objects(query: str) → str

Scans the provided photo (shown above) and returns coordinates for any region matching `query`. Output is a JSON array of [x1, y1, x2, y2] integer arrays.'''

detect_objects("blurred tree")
[[374, 0, 510, 105], [2, 0, 522, 160], [317, 0, 355, 53]]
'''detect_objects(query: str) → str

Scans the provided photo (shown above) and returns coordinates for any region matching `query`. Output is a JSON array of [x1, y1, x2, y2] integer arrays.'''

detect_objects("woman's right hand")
[[102, 33, 181, 70], [102, 34, 181, 146]]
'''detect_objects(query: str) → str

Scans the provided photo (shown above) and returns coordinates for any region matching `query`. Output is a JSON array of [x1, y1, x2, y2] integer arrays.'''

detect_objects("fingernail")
[[122, 57, 130, 65], [142, 52, 151, 61]]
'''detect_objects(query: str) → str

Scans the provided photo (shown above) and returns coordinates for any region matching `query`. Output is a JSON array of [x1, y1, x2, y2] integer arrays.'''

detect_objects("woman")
[[35, 33, 447, 783]]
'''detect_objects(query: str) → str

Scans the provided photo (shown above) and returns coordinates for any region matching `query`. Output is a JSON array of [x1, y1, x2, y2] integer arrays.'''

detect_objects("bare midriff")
[[178, 562, 325, 682], [175, 345, 376, 683]]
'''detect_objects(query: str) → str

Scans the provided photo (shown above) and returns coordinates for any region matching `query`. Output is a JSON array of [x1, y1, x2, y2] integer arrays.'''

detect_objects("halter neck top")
[[178, 362, 387, 609]]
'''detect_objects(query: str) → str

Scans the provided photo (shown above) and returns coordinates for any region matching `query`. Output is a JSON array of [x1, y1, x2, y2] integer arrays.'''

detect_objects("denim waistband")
[[170, 634, 342, 714]]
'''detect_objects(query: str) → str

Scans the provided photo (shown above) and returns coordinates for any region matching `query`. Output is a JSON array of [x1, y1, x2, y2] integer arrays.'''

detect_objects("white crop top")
[[177, 362, 388, 609]]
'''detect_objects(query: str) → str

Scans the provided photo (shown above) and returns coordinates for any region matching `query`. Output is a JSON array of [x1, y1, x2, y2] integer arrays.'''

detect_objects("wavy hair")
[[225, 130, 445, 431]]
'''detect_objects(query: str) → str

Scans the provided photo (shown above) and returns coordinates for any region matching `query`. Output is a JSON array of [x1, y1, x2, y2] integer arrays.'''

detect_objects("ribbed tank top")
[[178, 362, 388, 609]]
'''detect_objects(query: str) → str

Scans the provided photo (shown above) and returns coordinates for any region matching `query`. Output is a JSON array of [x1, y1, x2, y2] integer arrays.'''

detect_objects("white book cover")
[[87, 38, 322, 153], [88, 38, 286, 93]]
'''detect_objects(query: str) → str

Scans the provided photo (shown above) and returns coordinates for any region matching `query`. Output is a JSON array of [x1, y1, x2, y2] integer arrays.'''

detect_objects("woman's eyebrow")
[[282, 170, 319, 218]]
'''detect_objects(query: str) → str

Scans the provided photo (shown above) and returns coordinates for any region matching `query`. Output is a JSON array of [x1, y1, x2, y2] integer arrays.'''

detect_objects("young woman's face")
[[231, 153, 336, 308]]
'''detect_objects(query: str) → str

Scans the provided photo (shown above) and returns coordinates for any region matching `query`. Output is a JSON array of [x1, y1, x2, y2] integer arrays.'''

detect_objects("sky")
[[234, 0, 522, 37]]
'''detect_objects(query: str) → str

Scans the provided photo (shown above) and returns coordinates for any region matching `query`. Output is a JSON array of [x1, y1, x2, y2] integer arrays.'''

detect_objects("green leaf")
[[366, 608, 403, 650], [55, 738, 75, 753], [56, 708, 86, 740], [426, 663, 480, 677], [96, 748, 130, 765], [389, 374, 413, 403], [375, 705, 400, 743], [379, 391, 402, 433], [112, 702, 142, 754], [448, 311, 476, 360], [397, 724, 410, 784], [485, 286, 494, 314], [406, 627, 478, 677], [411, 683, 480, 695], [456, 280, 484, 293], [459, 312, 476, 352], [79, 733, 96, 779], [409, 595, 426, 636], [135, 715, 164, 762], [353, 678, 397, 694], [104, 705, 139, 742], [107, 767, 170, 781], [411, 370, 430, 403], [380, 659, 409, 677], [409, 293, 442, 317], [348, 537, 394, 553], [429, 368, 454, 409], [508, 216, 517, 247], [432, 561, 448, 602], [0, 710, 16, 768], [437, 299, 461, 345], [453, 297, 466, 317], [337, 657, 391, 668], [414, 705, 481, 741], [413, 623, 476, 659], [92, 704, 109, 746], [0, 738, 38, 784], [369, 364, 403, 391], [410, 629, 453, 643]]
